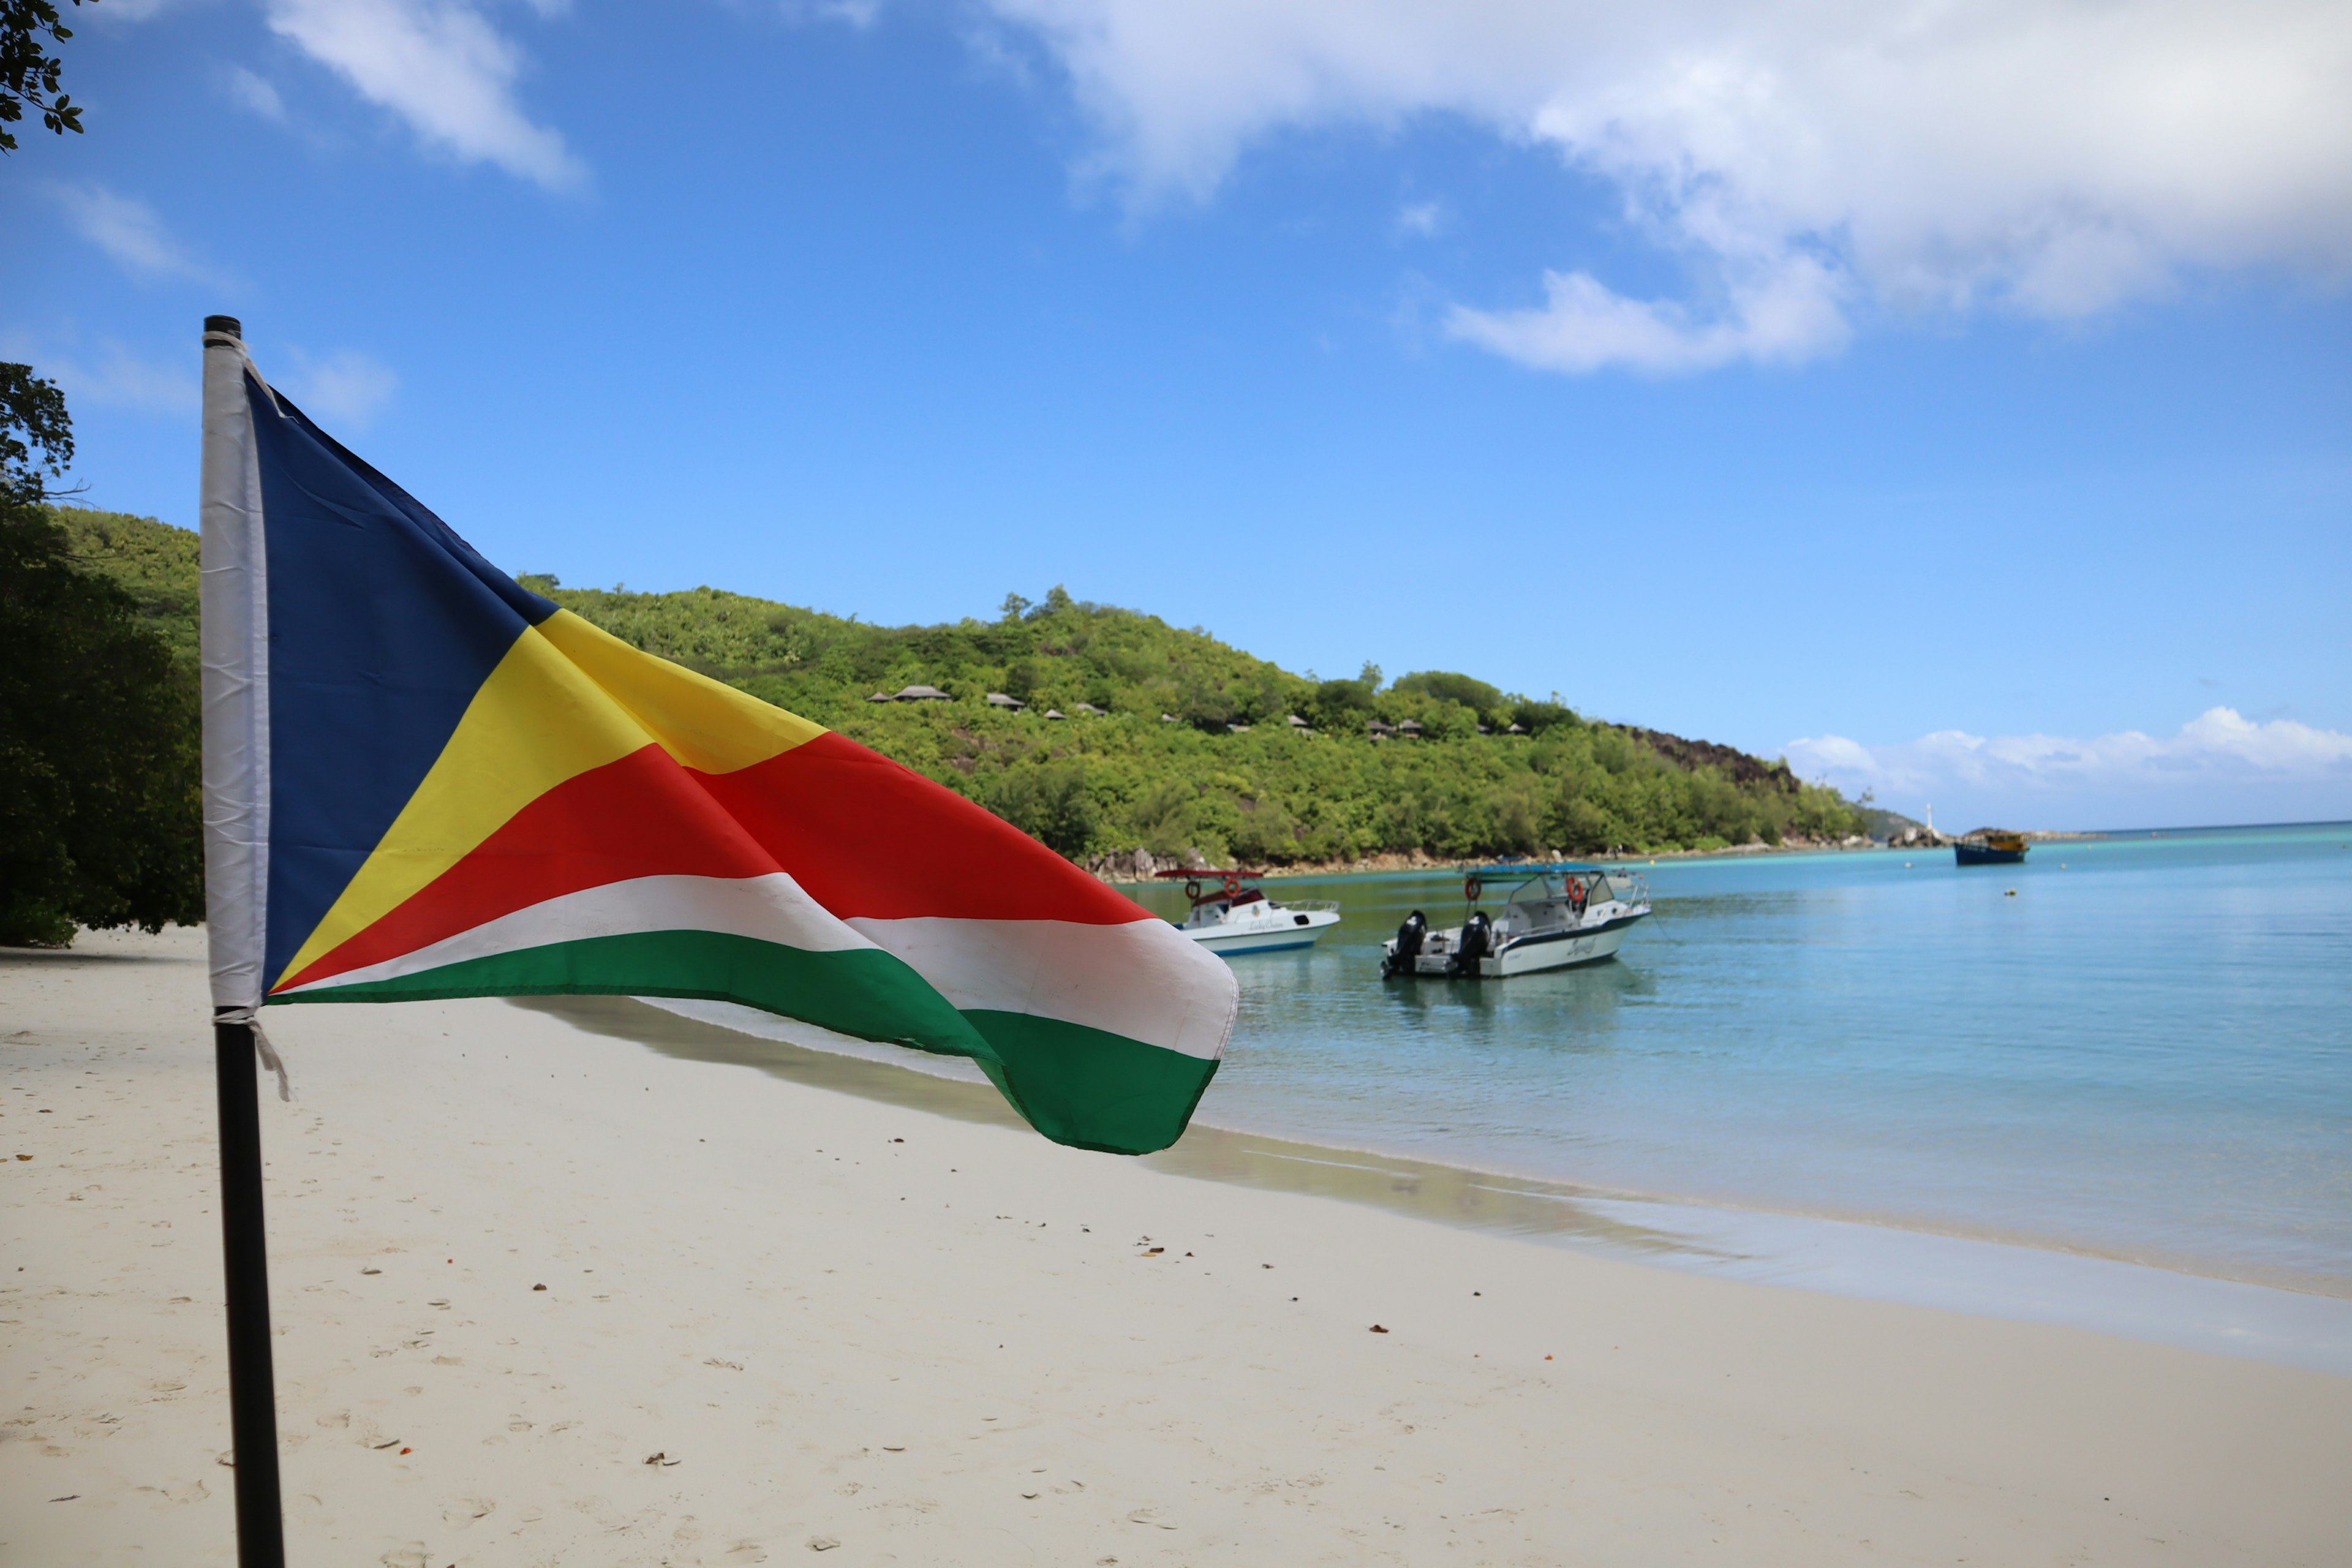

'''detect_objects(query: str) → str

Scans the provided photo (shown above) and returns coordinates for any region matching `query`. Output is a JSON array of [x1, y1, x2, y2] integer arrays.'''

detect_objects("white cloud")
[[280, 349, 401, 431], [32, 341, 204, 415], [1781, 732, 1877, 776], [778, 0, 883, 25], [51, 185, 219, 284], [1787, 708, 2352, 824], [227, 65, 287, 121], [265, 0, 586, 190], [986, 0, 2352, 372], [1394, 200, 1443, 239], [1446, 252, 1849, 374], [89, 0, 182, 20], [6, 333, 394, 429]]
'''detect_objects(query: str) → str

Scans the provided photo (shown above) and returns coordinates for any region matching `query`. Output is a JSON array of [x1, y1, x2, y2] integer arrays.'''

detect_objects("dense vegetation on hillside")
[[52, 506, 202, 662], [521, 578, 1871, 861], [49, 510, 1868, 873]]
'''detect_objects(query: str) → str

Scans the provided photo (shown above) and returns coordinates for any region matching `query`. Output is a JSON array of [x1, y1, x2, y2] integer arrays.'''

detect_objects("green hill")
[[51, 507, 200, 666], [54, 508, 1869, 867]]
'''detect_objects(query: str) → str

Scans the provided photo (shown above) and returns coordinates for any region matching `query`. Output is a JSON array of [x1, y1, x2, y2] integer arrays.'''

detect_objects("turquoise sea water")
[[1129, 823, 2352, 1298]]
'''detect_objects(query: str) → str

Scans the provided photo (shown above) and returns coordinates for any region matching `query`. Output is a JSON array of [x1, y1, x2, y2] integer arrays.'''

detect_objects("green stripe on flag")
[[964, 1010, 1219, 1158], [270, 929, 1219, 1155], [272, 929, 997, 1066]]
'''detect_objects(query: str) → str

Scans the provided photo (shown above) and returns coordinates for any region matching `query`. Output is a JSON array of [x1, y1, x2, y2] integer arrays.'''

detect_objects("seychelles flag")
[[196, 320, 1235, 1155]]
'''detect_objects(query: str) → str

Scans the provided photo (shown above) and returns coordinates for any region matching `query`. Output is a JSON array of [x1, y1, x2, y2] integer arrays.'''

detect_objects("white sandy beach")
[[6, 926, 2349, 1566]]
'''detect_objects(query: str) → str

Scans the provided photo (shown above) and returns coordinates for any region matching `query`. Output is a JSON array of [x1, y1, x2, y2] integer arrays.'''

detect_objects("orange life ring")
[[1464, 875, 1484, 902], [1223, 875, 1243, 899], [1567, 876, 1585, 902]]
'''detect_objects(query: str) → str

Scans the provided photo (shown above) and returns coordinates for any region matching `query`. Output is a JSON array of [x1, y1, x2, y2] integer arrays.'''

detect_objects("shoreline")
[[614, 994, 2352, 1360], [12, 928, 2351, 1564], [1082, 832, 2114, 885], [1132, 818, 2350, 887]]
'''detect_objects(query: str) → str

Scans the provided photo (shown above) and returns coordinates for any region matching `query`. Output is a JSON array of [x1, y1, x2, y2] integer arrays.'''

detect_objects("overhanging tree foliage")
[[1, 362, 72, 501], [1, 0, 92, 153]]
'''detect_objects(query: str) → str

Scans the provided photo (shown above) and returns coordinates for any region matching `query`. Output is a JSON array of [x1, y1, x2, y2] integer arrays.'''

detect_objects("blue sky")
[[6, 0, 2349, 829]]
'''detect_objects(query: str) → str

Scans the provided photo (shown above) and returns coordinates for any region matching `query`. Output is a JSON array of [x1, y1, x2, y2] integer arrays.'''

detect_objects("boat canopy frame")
[[1460, 863, 1629, 908], [1155, 867, 1273, 908]]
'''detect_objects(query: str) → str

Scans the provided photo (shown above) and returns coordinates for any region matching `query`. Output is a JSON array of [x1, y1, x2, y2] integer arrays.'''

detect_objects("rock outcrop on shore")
[[1623, 727, 1802, 793]]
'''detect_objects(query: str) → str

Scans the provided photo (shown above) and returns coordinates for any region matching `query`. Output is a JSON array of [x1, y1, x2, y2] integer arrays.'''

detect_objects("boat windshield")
[[1496, 869, 1605, 900], [1502, 875, 1556, 907]]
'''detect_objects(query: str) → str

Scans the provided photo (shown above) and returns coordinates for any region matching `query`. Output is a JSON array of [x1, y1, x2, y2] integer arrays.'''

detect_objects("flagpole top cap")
[[204, 315, 243, 341]]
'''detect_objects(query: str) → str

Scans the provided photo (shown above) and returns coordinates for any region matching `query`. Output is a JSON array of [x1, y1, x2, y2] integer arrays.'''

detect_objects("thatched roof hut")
[[984, 692, 1027, 710], [890, 684, 952, 702]]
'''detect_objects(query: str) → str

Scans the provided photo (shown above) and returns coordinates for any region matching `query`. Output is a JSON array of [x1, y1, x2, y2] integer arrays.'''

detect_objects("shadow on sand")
[[514, 993, 1721, 1265]]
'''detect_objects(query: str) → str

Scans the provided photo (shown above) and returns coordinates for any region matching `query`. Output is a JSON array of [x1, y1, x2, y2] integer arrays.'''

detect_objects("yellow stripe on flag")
[[272, 609, 825, 988], [533, 611, 825, 775]]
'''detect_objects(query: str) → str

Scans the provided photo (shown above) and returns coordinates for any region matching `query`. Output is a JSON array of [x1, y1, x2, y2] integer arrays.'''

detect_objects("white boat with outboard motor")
[[1156, 869, 1342, 956], [1381, 864, 1650, 978]]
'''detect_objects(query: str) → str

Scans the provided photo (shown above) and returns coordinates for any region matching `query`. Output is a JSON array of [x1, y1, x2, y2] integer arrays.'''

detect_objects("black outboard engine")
[[1386, 910, 1428, 975], [1452, 910, 1493, 975]]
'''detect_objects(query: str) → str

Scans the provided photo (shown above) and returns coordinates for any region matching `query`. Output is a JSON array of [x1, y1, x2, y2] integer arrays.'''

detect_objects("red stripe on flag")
[[276, 744, 772, 991], [702, 732, 1147, 924], [278, 732, 1148, 992]]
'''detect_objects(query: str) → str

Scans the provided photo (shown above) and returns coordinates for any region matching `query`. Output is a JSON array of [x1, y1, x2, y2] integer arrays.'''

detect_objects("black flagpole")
[[201, 313, 287, 1566], [216, 1017, 286, 1565]]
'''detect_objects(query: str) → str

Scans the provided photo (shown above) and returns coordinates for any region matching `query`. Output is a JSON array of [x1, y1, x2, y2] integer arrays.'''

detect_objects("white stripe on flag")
[[277, 872, 872, 995], [846, 914, 1236, 1062], [278, 874, 1237, 1065]]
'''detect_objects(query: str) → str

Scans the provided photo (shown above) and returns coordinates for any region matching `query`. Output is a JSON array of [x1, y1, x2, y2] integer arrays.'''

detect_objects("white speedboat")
[[1158, 870, 1341, 955], [1382, 865, 1649, 978]]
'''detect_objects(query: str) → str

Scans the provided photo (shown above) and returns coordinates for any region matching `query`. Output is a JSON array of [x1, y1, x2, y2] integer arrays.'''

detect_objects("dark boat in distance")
[[1954, 828, 2029, 865]]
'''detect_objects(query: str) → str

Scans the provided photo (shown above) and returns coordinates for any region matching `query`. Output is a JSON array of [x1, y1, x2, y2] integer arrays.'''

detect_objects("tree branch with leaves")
[[2, 362, 75, 503], [2, 0, 94, 153]]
